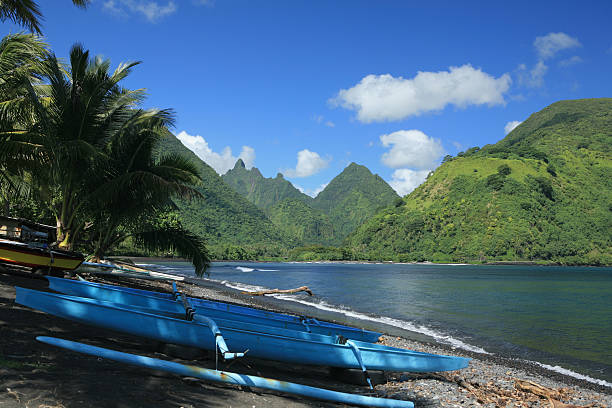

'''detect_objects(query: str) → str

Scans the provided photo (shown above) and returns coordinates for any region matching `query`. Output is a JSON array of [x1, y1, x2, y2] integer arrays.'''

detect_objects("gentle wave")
[[280, 296, 490, 354], [530, 361, 612, 389], [214, 279, 489, 354], [220, 280, 268, 292], [236, 266, 254, 272]]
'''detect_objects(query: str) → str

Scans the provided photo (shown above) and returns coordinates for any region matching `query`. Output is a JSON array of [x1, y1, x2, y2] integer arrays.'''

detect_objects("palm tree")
[[27, 44, 145, 248], [85, 108, 210, 275], [0, 0, 89, 35], [0, 33, 48, 215], [0, 39, 210, 275]]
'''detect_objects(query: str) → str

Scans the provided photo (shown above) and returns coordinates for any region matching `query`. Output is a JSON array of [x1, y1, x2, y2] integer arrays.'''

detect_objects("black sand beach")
[[1, 269, 610, 407]]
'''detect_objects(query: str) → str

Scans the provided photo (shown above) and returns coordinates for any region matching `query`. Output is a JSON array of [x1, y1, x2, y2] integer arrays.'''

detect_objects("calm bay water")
[[147, 261, 612, 386]]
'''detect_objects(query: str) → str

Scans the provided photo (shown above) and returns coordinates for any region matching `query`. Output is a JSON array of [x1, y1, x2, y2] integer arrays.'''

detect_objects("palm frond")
[[72, 0, 90, 8], [132, 226, 210, 277], [0, 0, 43, 34]]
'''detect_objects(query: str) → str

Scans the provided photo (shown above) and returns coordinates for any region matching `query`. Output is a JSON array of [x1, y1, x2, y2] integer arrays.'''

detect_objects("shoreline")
[[124, 256, 610, 268], [180, 275, 612, 393], [127, 259, 612, 391], [1, 269, 610, 408]]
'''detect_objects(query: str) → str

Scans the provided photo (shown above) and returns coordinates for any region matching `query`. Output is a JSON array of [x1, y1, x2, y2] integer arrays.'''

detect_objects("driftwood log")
[[241, 286, 313, 296], [399, 373, 598, 408]]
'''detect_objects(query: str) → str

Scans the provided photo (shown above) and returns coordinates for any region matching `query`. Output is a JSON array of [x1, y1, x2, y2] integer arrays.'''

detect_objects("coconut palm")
[[0, 33, 48, 215], [22, 43, 210, 274], [26, 44, 145, 248], [0, 0, 89, 35], [85, 108, 210, 275], [0, 38, 210, 274]]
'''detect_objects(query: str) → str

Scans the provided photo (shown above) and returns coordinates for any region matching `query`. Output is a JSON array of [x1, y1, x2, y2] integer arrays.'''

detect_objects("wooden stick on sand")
[[241, 286, 313, 296]]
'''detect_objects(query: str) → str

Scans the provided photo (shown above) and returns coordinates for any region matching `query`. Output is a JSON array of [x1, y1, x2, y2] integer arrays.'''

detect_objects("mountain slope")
[[347, 99, 612, 265], [222, 160, 313, 210], [158, 135, 293, 255], [313, 162, 400, 242], [267, 198, 336, 245]]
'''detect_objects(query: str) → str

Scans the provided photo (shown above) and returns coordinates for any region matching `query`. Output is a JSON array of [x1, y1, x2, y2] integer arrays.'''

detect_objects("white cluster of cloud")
[[559, 55, 583, 67], [175, 131, 255, 175], [534, 32, 582, 60], [517, 61, 548, 88], [103, 0, 177, 22], [519, 32, 581, 88], [284, 149, 330, 178], [504, 120, 522, 135], [313, 114, 335, 128], [380, 130, 444, 169], [330, 64, 511, 123], [378, 130, 444, 196], [388, 169, 431, 197], [296, 183, 328, 198]]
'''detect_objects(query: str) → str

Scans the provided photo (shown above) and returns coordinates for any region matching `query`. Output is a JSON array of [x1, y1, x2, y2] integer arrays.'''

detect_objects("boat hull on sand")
[[16, 287, 470, 373], [0, 239, 84, 271], [47, 276, 380, 342]]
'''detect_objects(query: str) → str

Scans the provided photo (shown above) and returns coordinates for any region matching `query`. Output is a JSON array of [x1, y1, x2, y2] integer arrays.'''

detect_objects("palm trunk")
[[55, 217, 72, 250]]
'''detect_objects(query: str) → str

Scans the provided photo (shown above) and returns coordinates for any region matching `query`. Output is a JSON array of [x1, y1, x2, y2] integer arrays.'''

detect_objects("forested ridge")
[[221, 160, 400, 247], [347, 99, 612, 265]]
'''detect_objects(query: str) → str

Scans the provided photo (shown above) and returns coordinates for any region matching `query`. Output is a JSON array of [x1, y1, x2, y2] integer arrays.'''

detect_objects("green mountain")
[[221, 160, 399, 246], [347, 98, 612, 265], [157, 134, 293, 258], [221, 160, 335, 244], [267, 198, 336, 245], [222, 160, 313, 210], [312, 162, 400, 242]]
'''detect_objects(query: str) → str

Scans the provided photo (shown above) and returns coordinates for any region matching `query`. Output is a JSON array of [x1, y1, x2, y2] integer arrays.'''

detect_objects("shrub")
[[497, 164, 512, 176], [486, 173, 506, 190]]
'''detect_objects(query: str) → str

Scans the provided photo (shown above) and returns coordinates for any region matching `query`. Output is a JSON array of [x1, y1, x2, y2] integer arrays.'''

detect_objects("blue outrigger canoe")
[[47, 276, 381, 342], [16, 286, 470, 373]]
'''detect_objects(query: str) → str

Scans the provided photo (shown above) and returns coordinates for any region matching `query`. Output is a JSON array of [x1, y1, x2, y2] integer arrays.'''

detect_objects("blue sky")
[[5, 1, 612, 196]]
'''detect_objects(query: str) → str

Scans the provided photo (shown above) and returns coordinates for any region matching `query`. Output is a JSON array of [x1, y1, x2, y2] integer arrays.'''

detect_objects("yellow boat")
[[0, 216, 84, 271], [0, 239, 84, 271]]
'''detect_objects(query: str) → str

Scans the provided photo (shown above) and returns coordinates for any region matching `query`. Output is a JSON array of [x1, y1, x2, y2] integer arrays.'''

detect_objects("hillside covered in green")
[[347, 99, 612, 265], [222, 160, 313, 210], [313, 163, 400, 242], [158, 135, 294, 259], [222, 160, 400, 246]]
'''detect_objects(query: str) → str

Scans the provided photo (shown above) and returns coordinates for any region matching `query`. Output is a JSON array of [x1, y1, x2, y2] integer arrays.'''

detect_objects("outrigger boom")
[[36, 336, 414, 408]]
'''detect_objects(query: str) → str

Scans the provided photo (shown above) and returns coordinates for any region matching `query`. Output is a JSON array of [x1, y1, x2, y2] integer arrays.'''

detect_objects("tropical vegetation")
[[0, 0, 89, 35], [221, 160, 399, 247], [347, 99, 612, 265], [0, 32, 210, 275], [157, 133, 293, 260]]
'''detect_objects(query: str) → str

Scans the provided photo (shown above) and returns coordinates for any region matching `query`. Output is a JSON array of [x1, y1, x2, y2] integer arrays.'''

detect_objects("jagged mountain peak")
[[234, 158, 246, 169]]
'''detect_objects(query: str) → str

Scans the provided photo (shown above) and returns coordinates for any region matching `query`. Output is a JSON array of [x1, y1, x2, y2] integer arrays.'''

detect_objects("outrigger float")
[[37, 336, 415, 408]]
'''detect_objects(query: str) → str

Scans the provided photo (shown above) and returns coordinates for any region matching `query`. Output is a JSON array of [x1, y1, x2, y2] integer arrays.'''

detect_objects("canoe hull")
[[16, 287, 470, 373], [47, 276, 380, 342]]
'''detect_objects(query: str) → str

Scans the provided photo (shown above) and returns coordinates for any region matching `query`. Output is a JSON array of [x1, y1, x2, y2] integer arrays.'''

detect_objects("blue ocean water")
[[145, 261, 612, 387]]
